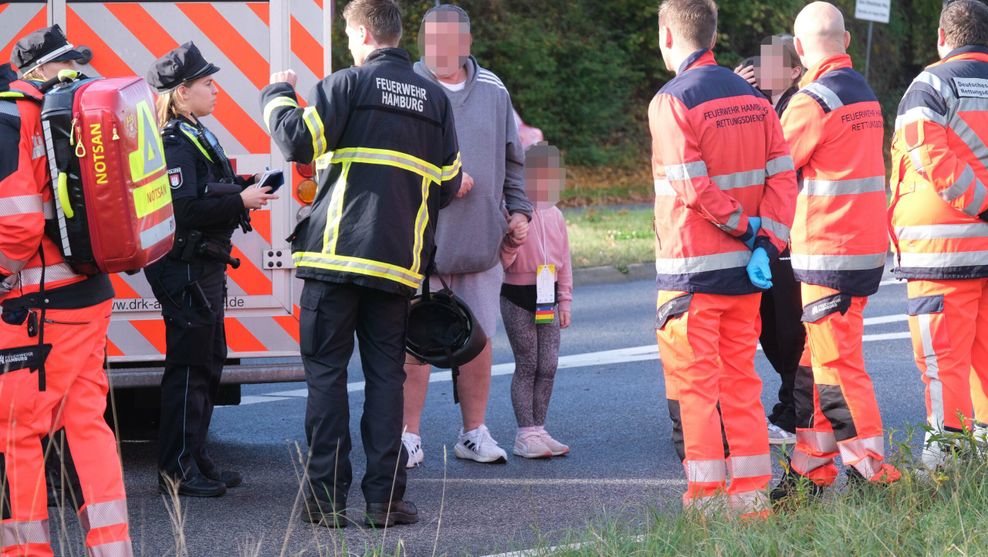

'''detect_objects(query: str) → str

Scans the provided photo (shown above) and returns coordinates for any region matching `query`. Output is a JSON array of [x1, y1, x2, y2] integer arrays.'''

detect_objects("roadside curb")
[[572, 262, 653, 286]]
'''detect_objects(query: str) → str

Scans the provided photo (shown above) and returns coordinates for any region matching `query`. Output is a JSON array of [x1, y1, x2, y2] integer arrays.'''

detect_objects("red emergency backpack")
[[40, 72, 175, 275]]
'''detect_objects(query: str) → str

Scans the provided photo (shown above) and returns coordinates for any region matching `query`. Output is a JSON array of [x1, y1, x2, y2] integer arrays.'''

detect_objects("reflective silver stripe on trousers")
[[665, 160, 708, 181], [894, 222, 988, 241], [802, 82, 844, 111], [684, 459, 727, 483], [790, 252, 887, 271], [898, 250, 988, 268], [894, 105, 948, 131], [796, 429, 838, 453], [917, 313, 945, 428], [729, 454, 771, 479], [838, 435, 885, 480], [682, 493, 727, 516], [80, 499, 129, 534], [140, 217, 175, 250], [790, 450, 834, 475], [761, 217, 791, 243], [0, 194, 43, 217], [654, 178, 676, 197], [802, 176, 885, 196], [766, 155, 794, 176], [655, 250, 751, 275], [88, 540, 135, 557], [1, 519, 50, 547], [729, 490, 770, 515], [712, 169, 765, 191]]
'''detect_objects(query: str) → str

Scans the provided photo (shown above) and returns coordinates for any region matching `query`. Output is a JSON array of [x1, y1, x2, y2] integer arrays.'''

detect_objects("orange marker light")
[[296, 179, 317, 205]]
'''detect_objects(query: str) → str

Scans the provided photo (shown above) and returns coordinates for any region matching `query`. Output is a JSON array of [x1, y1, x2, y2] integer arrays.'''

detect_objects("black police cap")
[[11, 25, 84, 74], [146, 42, 220, 93]]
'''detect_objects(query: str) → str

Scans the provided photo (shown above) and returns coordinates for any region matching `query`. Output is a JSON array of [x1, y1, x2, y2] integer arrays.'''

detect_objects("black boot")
[[202, 469, 242, 488], [770, 470, 823, 504], [302, 497, 347, 528], [365, 500, 419, 528], [158, 473, 227, 498]]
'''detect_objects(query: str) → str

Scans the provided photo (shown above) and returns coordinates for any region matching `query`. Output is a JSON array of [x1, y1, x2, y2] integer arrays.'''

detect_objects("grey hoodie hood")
[[414, 57, 532, 275]]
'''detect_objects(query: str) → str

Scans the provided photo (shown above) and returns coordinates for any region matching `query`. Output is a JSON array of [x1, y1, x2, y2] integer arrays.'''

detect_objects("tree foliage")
[[333, 0, 941, 166]]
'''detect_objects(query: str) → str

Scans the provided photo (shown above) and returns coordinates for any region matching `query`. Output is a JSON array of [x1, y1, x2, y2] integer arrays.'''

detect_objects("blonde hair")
[[21, 67, 47, 81], [155, 88, 186, 127]]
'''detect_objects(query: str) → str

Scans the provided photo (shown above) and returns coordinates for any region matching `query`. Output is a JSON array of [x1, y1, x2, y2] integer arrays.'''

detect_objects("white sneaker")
[[454, 425, 508, 463], [402, 432, 424, 468], [538, 429, 570, 456], [514, 431, 553, 459], [767, 422, 796, 446]]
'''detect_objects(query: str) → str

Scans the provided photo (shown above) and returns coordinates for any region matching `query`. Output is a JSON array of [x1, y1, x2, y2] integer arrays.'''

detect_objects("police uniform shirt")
[[163, 117, 245, 241]]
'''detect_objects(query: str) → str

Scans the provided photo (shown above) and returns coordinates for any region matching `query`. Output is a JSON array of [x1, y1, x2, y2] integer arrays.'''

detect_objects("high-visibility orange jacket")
[[890, 46, 988, 279], [0, 79, 86, 303], [781, 55, 887, 296], [649, 49, 797, 295]]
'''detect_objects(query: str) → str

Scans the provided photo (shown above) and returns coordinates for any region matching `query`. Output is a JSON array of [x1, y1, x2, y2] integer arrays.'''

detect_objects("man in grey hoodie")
[[402, 4, 533, 466]]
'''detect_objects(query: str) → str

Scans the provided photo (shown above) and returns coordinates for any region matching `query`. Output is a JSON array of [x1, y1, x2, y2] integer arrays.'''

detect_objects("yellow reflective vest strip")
[[441, 152, 462, 182], [303, 106, 327, 159], [331, 147, 443, 184], [411, 175, 431, 274], [262, 96, 299, 133], [179, 128, 213, 162], [293, 252, 424, 289]]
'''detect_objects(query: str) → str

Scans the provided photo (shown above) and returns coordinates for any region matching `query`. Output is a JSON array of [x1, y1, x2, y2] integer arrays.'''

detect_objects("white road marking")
[[239, 313, 913, 405], [411, 478, 685, 487], [482, 536, 647, 557]]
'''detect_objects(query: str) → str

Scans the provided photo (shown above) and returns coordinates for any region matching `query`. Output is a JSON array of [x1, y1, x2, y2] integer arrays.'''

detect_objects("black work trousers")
[[299, 280, 409, 510], [145, 258, 227, 479], [758, 251, 812, 433]]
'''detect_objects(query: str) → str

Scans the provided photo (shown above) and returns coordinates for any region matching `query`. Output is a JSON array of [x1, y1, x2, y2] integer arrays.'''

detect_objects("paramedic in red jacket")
[[650, 0, 797, 518], [0, 26, 132, 557]]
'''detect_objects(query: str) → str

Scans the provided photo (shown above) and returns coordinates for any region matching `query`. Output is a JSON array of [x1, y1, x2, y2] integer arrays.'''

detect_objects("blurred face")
[[179, 75, 217, 118], [525, 149, 565, 209], [422, 18, 471, 79], [756, 40, 801, 93]]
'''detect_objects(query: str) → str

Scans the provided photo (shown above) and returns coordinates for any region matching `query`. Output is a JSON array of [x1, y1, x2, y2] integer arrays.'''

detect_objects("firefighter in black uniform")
[[261, 0, 461, 528], [146, 42, 278, 498]]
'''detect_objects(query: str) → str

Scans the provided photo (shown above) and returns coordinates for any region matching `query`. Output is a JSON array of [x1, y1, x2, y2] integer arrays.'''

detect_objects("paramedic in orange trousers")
[[0, 26, 133, 557], [651, 0, 797, 517], [772, 2, 901, 500]]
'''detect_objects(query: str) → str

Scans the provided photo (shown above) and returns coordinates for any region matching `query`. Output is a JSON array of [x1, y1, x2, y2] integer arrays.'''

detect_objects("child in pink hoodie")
[[500, 143, 573, 459]]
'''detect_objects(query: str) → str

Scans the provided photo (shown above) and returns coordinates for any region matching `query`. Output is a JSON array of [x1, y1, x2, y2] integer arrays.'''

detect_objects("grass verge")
[[544, 429, 988, 557], [564, 206, 653, 270]]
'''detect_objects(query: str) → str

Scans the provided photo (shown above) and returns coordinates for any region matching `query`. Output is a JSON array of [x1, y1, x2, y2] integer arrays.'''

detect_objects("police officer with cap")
[[145, 42, 277, 497], [11, 24, 85, 82]]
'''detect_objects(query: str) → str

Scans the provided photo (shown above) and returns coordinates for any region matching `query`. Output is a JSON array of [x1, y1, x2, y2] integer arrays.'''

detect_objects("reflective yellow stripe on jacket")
[[293, 252, 424, 289]]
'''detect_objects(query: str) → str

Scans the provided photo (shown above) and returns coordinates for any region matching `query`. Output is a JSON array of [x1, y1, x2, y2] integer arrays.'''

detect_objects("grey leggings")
[[500, 296, 561, 427]]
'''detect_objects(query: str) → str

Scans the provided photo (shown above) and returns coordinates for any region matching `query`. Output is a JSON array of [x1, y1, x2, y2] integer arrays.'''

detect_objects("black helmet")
[[406, 288, 486, 371]]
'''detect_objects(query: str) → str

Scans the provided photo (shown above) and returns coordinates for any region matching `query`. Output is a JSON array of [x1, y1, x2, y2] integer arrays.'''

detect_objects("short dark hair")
[[342, 0, 403, 45], [941, 0, 988, 48], [658, 0, 718, 49]]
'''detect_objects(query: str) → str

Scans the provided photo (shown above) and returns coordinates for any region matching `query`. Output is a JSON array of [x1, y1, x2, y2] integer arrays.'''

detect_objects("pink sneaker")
[[539, 429, 569, 456]]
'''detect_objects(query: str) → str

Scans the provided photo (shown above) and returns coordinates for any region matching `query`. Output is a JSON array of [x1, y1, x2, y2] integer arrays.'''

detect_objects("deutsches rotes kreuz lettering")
[[376, 78, 427, 112]]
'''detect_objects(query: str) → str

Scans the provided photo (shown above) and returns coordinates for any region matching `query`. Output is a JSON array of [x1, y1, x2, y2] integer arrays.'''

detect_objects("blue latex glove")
[[747, 247, 773, 290], [744, 217, 762, 250]]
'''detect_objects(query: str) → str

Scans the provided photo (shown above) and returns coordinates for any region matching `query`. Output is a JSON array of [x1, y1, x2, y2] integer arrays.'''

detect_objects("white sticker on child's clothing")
[[536, 264, 556, 305]]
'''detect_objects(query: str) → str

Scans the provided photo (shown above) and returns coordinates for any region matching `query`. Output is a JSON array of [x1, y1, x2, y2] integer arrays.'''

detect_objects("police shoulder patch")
[[167, 168, 183, 189]]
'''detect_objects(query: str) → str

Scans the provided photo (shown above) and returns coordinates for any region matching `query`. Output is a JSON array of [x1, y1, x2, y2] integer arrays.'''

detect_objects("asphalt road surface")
[[61, 271, 923, 556]]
